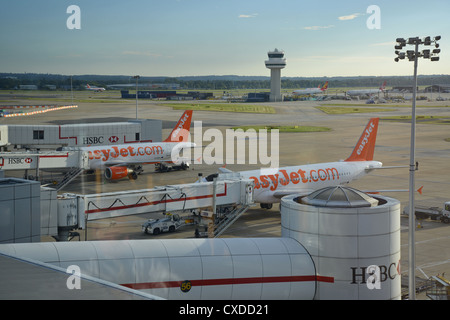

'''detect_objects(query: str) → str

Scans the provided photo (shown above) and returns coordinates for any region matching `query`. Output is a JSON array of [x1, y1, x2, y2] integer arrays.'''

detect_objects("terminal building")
[[121, 90, 213, 100], [0, 119, 162, 150]]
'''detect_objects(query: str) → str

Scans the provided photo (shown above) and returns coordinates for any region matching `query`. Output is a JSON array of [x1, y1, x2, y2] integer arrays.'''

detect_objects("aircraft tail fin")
[[164, 110, 193, 142], [345, 118, 379, 162], [380, 81, 387, 91], [321, 81, 329, 91]]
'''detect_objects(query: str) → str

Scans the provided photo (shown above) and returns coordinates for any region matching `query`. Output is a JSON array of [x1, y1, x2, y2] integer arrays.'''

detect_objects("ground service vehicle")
[[403, 201, 450, 223], [142, 214, 195, 235]]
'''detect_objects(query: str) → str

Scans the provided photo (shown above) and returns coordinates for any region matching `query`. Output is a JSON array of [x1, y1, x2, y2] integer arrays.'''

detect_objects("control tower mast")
[[265, 49, 286, 102]]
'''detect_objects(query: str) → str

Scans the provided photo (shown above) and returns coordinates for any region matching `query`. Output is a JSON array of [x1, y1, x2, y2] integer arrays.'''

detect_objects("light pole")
[[394, 35, 441, 300], [133, 75, 140, 119]]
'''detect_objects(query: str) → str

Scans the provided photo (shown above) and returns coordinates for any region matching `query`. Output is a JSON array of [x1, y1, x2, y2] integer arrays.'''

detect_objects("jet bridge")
[[0, 150, 90, 190], [54, 176, 254, 240], [0, 150, 89, 171]]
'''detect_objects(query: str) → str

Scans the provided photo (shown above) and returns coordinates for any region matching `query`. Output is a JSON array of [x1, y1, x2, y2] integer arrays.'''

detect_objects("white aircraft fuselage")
[[240, 160, 382, 203]]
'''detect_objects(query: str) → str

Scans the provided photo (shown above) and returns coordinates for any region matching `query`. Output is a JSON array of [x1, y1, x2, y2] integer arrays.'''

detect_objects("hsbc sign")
[[0, 156, 37, 169], [351, 261, 401, 289], [82, 136, 104, 145], [8, 157, 33, 165], [82, 136, 122, 145]]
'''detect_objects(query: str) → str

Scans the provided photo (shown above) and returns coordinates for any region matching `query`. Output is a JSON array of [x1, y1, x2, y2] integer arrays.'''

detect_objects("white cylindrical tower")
[[265, 49, 286, 102], [281, 186, 401, 300]]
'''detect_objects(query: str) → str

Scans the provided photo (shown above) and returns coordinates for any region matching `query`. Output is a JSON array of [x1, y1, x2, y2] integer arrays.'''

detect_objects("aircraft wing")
[[363, 186, 423, 195], [371, 165, 408, 170], [365, 165, 408, 172], [219, 167, 233, 173], [273, 189, 315, 199]]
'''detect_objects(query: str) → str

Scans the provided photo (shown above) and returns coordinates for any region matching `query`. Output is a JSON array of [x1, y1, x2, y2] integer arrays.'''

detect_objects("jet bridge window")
[[33, 130, 44, 140]]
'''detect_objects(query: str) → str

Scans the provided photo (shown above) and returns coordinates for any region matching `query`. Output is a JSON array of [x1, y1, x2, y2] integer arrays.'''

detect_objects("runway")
[[2, 94, 450, 298]]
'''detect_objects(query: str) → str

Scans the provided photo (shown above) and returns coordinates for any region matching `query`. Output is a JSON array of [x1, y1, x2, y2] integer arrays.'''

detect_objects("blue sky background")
[[1, 0, 449, 77]]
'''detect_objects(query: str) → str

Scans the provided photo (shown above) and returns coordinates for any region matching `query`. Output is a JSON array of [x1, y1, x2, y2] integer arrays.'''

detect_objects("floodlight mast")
[[394, 35, 441, 300], [133, 75, 140, 119]]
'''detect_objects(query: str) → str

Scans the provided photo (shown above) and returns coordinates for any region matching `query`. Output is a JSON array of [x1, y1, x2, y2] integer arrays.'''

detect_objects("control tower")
[[265, 49, 286, 102]]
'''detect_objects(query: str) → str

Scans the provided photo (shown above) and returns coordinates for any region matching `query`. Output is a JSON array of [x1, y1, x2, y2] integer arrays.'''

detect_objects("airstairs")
[[213, 204, 253, 238], [54, 167, 84, 191]]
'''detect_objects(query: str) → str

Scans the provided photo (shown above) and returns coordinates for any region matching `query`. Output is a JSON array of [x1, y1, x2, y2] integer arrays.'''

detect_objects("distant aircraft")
[[292, 81, 328, 95], [346, 81, 386, 97], [72, 110, 195, 180], [204, 118, 384, 209], [86, 84, 106, 92]]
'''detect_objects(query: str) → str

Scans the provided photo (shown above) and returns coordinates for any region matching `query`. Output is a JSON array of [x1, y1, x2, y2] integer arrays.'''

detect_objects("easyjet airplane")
[[74, 110, 194, 180], [346, 81, 386, 97], [206, 118, 383, 208], [86, 84, 106, 92], [292, 81, 328, 95]]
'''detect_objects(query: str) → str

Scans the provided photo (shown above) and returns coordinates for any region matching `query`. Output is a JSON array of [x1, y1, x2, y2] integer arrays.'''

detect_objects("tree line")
[[1, 73, 450, 90]]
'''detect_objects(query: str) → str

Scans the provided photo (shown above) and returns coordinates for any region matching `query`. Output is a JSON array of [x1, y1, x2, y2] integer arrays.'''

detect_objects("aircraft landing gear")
[[260, 203, 273, 209], [155, 162, 190, 172]]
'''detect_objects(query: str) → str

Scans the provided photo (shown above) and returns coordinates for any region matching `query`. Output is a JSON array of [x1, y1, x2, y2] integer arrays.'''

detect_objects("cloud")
[[122, 51, 161, 57], [238, 13, 258, 18], [303, 25, 335, 31], [370, 41, 396, 47], [338, 13, 363, 21]]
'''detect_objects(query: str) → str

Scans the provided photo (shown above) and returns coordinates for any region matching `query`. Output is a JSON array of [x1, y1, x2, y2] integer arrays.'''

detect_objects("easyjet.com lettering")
[[88, 145, 163, 162], [250, 168, 339, 191]]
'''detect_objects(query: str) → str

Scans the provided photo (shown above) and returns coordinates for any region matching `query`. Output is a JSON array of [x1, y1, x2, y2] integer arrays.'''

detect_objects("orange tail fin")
[[345, 118, 379, 161], [321, 81, 329, 91], [164, 110, 193, 142]]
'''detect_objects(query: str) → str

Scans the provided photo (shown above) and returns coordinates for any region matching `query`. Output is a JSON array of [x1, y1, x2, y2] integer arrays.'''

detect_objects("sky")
[[1, 0, 449, 78]]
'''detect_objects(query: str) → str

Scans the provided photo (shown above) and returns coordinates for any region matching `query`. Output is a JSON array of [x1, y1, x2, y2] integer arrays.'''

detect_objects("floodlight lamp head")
[[435, 35, 441, 41], [424, 36, 431, 45], [431, 56, 440, 62], [407, 37, 419, 45]]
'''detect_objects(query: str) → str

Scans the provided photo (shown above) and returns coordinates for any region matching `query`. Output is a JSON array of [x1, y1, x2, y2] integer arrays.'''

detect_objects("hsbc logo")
[[25, 158, 32, 164], [109, 136, 119, 143]]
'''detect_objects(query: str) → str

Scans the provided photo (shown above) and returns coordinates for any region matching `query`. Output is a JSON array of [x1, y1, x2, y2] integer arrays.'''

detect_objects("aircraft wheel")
[[129, 172, 138, 180]]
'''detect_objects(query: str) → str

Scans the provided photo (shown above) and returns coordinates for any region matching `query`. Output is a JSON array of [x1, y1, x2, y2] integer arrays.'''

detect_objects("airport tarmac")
[[2, 94, 450, 299]]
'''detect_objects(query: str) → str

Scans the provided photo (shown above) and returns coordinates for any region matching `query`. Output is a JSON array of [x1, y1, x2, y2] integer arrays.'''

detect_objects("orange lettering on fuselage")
[[88, 145, 164, 162], [250, 167, 339, 191]]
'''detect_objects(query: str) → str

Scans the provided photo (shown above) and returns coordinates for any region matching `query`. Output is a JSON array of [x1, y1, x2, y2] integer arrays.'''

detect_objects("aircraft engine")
[[105, 166, 137, 180]]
